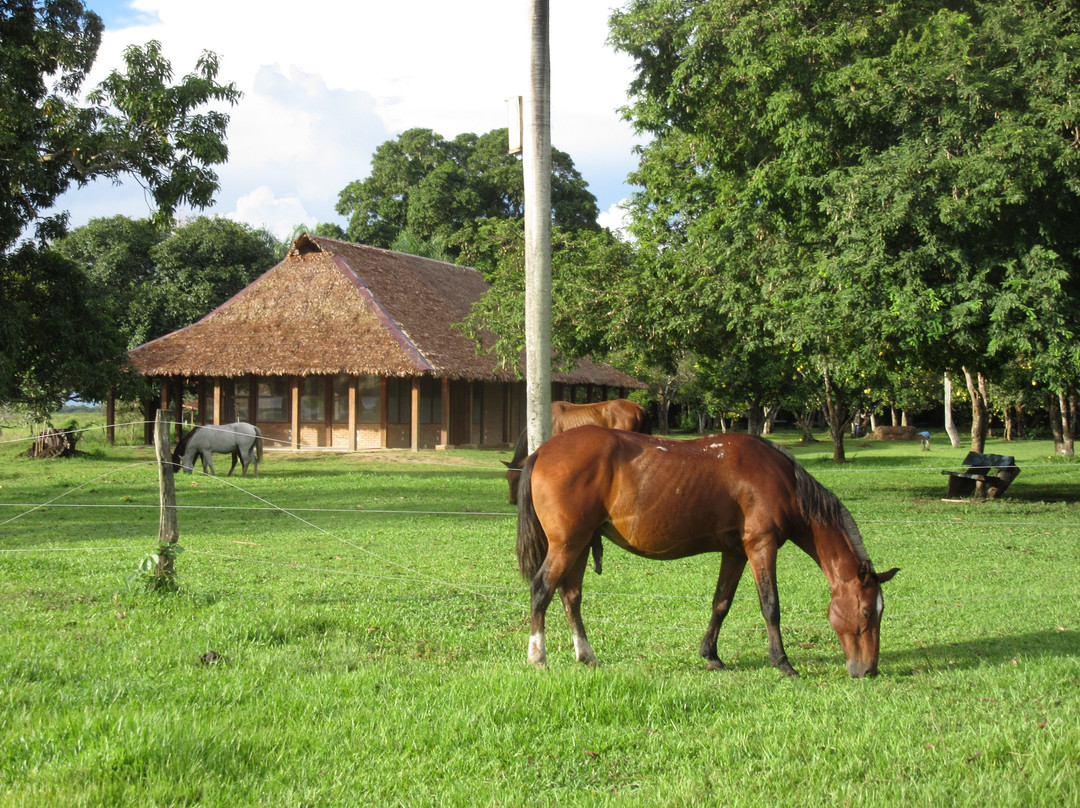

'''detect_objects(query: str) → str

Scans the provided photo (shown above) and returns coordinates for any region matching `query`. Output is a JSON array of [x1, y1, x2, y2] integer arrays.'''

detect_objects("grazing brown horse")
[[515, 426, 898, 677], [503, 399, 651, 505]]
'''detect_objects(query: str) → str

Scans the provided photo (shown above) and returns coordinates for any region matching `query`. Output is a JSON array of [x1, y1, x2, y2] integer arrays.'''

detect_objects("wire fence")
[[2, 421, 1077, 635]]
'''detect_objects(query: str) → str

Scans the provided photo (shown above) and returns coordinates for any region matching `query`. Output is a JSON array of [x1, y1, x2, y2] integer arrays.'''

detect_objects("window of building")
[[331, 375, 351, 424], [386, 378, 410, 425], [300, 376, 325, 422], [418, 377, 441, 425], [257, 377, 289, 422], [233, 378, 251, 422], [358, 375, 380, 424]]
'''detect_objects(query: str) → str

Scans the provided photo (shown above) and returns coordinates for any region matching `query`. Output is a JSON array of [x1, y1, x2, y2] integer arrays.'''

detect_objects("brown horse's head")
[[827, 562, 900, 677], [504, 429, 531, 505], [503, 460, 522, 505]]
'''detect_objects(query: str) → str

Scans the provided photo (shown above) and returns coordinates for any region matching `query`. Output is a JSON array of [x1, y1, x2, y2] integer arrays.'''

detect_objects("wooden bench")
[[942, 452, 1020, 499]]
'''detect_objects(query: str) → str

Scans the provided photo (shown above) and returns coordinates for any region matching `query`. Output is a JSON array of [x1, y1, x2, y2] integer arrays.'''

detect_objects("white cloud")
[[597, 200, 631, 239], [227, 187, 311, 241], [63, 1, 642, 238]]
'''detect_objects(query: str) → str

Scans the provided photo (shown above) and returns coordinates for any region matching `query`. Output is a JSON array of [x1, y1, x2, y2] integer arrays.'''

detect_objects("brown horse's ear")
[[876, 567, 900, 584], [501, 460, 512, 468]]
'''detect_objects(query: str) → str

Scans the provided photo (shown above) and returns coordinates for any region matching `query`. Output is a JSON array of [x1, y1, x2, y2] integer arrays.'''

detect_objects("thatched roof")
[[128, 234, 642, 388]]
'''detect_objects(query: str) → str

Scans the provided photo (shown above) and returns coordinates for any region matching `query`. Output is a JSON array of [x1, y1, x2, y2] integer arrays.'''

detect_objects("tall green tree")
[[336, 127, 599, 255], [610, 0, 1080, 457], [54, 215, 280, 350], [0, 0, 240, 416]]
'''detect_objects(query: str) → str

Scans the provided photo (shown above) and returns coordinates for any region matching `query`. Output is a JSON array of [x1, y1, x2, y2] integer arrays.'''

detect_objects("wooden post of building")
[[348, 377, 358, 452], [440, 377, 450, 448], [410, 378, 421, 452], [291, 377, 301, 450], [154, 410, 179, 584]]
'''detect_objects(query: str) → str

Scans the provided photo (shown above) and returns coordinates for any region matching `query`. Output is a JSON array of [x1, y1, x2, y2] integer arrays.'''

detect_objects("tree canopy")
[[53, 215, 281, 350], [0, 0, 241, 417], [335, 127, 600, 257], [609, 0, 1080, 456]]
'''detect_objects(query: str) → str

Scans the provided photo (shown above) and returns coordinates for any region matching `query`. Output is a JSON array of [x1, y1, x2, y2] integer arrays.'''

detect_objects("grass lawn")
[[1, 423, 1077, 806]]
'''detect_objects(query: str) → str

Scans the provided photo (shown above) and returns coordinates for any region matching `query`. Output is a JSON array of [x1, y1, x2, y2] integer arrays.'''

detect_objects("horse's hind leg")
[[700, 552, 747, 671], [558, 549, 595, 666], [527, 539, 589, 667]]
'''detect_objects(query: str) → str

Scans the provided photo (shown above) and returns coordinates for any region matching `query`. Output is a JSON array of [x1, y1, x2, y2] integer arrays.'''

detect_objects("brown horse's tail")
[[516, 453, 548, 581], [639, 406, 653, 435]]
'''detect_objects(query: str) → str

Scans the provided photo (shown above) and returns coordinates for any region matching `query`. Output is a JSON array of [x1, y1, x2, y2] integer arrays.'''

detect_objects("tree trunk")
[[1050, 393, 1064, 447], [762, 404, 779, 435], [794, 411, 818, 443], [746, 401, 764, 436], [963, 367, 989, 454], [1058, 389, 1075, 456], [657, 392, 671, 435], [944, 373, 961, 448], [1003, 407, 1017, 441], [822, 369, 847, 462]]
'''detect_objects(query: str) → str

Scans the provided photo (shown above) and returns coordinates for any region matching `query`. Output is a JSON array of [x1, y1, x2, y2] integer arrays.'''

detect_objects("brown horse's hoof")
[[704, 659, 727, 672]]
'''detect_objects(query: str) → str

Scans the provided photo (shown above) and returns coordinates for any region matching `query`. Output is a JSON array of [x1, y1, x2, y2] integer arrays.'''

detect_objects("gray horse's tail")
[[254, 426, 263, 461]]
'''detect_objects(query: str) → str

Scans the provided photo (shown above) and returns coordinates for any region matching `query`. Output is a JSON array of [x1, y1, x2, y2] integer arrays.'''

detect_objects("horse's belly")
[[601, 514, 744, 559]]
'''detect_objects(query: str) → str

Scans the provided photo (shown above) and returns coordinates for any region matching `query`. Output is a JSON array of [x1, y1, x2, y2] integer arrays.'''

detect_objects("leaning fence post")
[[154, 410, 179, 583]]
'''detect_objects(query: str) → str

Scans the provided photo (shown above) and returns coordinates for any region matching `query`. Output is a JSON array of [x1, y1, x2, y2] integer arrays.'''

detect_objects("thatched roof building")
[[127, 234, 642, 450]]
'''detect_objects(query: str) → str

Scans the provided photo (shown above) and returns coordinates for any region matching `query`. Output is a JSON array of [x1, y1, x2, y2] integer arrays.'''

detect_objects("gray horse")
[[172, 422, 263, 478]]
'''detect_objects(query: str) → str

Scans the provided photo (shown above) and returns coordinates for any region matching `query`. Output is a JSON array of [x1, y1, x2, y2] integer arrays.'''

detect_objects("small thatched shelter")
[[126, 234, 642, 450]]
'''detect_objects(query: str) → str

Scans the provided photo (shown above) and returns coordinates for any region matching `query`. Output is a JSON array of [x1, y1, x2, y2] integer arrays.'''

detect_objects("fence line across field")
[[2, 420, 1077, 475], [2, 422, 1076, 636]]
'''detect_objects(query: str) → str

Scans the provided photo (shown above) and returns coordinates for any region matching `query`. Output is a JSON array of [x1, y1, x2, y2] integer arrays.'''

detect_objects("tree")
[[0, 0, 240, 416], [147, 216, 280, 334], [610, 0, 1080, 457], [51, 215, 164, 349], [336, 127, 599, 255], [54, 215, 280, 350], [455, 218, 640, 375]]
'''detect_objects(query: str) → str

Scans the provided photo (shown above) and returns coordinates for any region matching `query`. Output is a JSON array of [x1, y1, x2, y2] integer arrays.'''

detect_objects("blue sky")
[[58, 0, 642, 239]]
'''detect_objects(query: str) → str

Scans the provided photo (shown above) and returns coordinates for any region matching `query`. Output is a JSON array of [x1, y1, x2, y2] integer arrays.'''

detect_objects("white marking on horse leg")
[[528, 632, 546, 667], [573, 633, 596, 666]]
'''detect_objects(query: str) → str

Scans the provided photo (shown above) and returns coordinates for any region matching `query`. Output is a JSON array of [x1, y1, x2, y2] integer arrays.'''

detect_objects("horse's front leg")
[[558, 547, 596, 666], [747, 539, 798, 677], [202, 450, 215, 477], [700, 552, 747, 671]]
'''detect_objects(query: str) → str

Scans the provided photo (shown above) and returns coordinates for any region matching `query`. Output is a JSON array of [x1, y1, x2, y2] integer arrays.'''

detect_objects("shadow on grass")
[[886, 629, 1080, 674]]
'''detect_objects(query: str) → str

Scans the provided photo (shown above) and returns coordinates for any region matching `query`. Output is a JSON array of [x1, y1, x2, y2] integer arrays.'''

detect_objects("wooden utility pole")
[[523, 0, 552, 454], [154, 410, 179, 583]]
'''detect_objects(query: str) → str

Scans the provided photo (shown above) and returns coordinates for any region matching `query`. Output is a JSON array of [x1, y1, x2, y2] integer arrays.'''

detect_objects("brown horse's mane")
[[770, 440, 872, 566]]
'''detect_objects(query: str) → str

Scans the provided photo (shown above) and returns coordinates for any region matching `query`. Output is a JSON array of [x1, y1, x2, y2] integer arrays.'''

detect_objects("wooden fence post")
[[154, 410, 179, 583]]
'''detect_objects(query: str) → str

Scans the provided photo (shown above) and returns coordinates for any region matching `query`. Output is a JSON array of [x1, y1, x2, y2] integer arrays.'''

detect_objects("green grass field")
[[1, 423, 1077, 807]]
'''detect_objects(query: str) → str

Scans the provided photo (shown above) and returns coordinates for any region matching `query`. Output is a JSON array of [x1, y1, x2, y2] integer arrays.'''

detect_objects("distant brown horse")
[[515, 426, 898, 677], [503, 399, 650, 505]]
